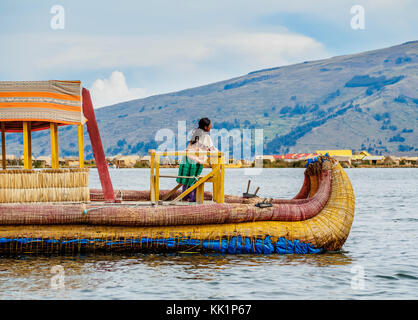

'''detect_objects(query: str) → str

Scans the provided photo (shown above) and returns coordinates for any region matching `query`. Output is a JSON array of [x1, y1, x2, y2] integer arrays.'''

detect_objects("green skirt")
[[176, 156, 203, 187]]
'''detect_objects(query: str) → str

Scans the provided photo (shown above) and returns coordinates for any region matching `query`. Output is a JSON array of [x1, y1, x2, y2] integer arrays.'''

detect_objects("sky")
[[0, 0, 417, 107]]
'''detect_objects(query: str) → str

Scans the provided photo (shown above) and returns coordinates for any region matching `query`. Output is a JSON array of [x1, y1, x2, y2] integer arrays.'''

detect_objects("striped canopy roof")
[[0, 80, 84, 132]]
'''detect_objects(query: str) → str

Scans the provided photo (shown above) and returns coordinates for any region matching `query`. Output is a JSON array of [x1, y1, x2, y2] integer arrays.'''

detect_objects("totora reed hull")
[[0, 158, 354, 254]]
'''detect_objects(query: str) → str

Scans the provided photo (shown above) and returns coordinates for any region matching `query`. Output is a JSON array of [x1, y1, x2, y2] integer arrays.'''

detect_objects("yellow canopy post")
[[50, 123, 59, 169], [23, 121, 32, 169], [78, 124, 84, 168], [1, 122, 5, 170], [216, 152, 225, 203], [149, 150, 156, 202], [155, 154, 160, 202], [148, 150, 160, 202]]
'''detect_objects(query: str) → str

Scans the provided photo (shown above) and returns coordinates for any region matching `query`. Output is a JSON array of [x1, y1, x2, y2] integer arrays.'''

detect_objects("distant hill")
[[5, 41, 418, 157]]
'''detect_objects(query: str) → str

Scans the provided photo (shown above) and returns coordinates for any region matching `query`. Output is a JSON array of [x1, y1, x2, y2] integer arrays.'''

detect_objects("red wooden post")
[[82, 88, 116, 203]]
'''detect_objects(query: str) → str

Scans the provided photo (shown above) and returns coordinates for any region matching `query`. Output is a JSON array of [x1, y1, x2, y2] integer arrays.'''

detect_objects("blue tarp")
[[0, 236, 322, 254]]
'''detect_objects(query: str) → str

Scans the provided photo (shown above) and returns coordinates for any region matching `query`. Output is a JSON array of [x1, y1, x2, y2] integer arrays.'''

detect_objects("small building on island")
[[362, 155, 385, 165], [316, 150, 353, 166]]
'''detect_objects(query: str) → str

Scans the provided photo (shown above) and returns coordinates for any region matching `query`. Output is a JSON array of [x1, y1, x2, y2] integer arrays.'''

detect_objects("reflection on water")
[[0, 251, 354, 300], [1, 168, 417, 299]]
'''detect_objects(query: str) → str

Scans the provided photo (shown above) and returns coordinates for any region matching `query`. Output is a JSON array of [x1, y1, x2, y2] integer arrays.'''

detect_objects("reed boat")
[[0, 81, 355, 254]]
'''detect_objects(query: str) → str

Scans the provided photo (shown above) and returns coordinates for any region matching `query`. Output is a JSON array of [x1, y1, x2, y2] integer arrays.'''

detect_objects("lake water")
[[1, 168, 417, 300]]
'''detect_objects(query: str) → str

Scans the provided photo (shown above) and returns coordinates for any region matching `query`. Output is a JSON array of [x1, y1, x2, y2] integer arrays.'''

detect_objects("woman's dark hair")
[[198, 118, 211, 131], [190, 118, 211, 145]]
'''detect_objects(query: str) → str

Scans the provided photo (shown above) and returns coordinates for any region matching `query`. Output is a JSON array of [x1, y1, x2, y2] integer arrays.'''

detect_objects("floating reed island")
[[0, 81, 355, 255]]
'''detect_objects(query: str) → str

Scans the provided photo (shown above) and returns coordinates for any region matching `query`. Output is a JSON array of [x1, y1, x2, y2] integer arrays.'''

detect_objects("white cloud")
[[90, 71, 148, 108], [0, 31, 330, 97], [213, 32, 328, 69], [3, 31, 328, 73]]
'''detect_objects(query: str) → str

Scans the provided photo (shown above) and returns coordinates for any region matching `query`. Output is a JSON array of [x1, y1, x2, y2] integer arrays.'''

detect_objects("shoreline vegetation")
[[128, 158, 418, 169], [259, 159, 418, 168], [3, 158, 417, 170], [4, 164, 417, 169]]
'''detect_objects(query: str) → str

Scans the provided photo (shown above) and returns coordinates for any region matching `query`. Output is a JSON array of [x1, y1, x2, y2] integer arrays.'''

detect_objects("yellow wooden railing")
[[149, 150, 225, 204]]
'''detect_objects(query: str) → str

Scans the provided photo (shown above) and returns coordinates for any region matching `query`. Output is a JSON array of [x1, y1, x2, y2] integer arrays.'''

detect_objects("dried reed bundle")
[[0, 168, 89, 203]]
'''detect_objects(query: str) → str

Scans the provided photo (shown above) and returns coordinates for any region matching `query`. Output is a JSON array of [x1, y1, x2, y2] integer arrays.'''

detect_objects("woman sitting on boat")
[[177, 118, 217, 202]]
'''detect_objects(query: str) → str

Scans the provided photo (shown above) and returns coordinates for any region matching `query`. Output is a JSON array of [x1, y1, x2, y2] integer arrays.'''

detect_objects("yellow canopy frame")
[[0, 121, 85, 170]]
